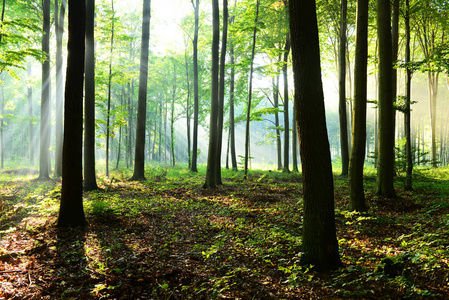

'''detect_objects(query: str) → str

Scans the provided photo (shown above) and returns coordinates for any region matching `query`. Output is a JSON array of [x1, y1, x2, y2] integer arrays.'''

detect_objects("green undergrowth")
[[0, 165, 448, 299]]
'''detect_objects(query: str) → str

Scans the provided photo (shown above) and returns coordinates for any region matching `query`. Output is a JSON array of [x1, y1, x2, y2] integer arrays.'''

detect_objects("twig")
[[0, 269, 27, 274]]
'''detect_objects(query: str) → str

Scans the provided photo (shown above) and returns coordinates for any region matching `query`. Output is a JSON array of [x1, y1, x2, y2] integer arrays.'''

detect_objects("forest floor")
[[0, 166, 448, 299]]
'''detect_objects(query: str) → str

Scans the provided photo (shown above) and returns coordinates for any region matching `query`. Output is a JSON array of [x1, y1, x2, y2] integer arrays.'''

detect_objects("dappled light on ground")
[[1, 167, 449, 299]]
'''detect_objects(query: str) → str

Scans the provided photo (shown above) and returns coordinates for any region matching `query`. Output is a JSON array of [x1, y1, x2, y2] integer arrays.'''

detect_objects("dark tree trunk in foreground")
[[244, 0, 260, 179], [339, 0, 349, 176], [289, 0, 341, 271], [131, 0, 151, 181], [57, 0, 87, 228], [214, 0, 228, 184], [39, 0, 51, 180], [54, 0, 66, 177], [376, 0, 396, 198], [84, 0, 98, 191], [191, 0, 200, 173], [349, 0, 369, 212], [203, 0, 220, 189], [404, 0, 413, 191]]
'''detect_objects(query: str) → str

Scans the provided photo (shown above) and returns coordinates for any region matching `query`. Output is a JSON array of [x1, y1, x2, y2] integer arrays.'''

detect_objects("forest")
[[0, 0, 449, 298]]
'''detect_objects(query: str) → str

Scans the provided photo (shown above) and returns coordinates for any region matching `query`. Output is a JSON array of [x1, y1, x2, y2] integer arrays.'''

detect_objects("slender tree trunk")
[[57, 0, 87, 228], [229, 29, 238, 171], [404, 0, 413, 190], [0, 83, 4, 169], [84, 0, 98, 191], [54, 0, 66, 177], [131, 0, 151, 180], [39, 0, 51, 180], [273, 74, 282, 170], [215, 0, 228, 184], [105, 0, 115, 178], [429, 72, 439, 167], [244, 0, 260, 179], [171, 62, 176, 167], [185, 51, 191, 168], [28, 64, 34, 166], [376, 0, 396, 198], [349, 0, 369, 212], [282, 31, 291, 173], [292, 98, 298, 172], [289, 0, 341, 271], [203, 0, 220, 189], [191, 0, 200, 173], [339, 0, 349, 176]]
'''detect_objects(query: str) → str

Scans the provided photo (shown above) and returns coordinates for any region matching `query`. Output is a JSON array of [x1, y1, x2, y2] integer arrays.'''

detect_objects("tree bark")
[[131, 0, 151, 180], [191, 0, 200, 173], [84, 0, 98, 191], [349, 0, 369, 212], [339, 0, 349, 176], [203, 0, 220, 189], [282, 31, 291, 173], [39, 0, 51, 180], [404, 0, 413, 190], [376, 0, 396, 198], [244, 0, 260, 179], [215, 0, 228, 184], [57, 0, 87, 228], [229, 33, 238, 171], [54, 0, 66, 177], [289, 0, 341, 270], [105, 0, 115, 178]]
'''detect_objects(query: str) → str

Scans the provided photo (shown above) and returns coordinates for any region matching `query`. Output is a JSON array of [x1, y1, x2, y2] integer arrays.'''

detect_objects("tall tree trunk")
[[215, 0, 228, 184], [244, 0, 260, 179], [28, 64, 34, 166], [376, 0, 396, 198], [57, 0, 87, 228], [116, 86, 125, 170], [339, 0, 349, 176], [203, 0, 220, 189], [404, 0, 413, 190], [229, 25, 238, 171], [131, 0, 151, 180], [429, 72, 439, 167], [273, 74, 282, 170], [282, 31, 291, 173], [54, 0, 66, 177], [39, 0, 51, 180], [191, 0, 200, 173], [349, 0, 369, 212], [171, 62, 176, 167], [1, 83, 4, 169], [105, 0, 115, 178], [289, 0, 341, 271], [84, 0, 98, 191], [185, 51, 192, 168], [292, 98, 298, 172]]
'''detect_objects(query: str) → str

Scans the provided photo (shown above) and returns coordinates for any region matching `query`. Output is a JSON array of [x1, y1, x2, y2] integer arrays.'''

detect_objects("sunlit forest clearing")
[[0, 166, 448, 298], [1, 0, 449, 298]]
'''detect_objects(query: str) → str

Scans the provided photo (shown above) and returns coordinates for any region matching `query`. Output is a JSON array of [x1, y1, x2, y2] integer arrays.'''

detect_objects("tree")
[[84, 0, 99, 191], [228, 15, 238, 171], [376, 0, 396, 198], [282, 30, 290, 173], [215, 0, 228, 184], [191, 0, 200, 173], [338, 0, 349, 176], [244, 0, 260, 179], [289, 0, 341, 270], [404, 0, 413, 190], [105, 0, 115, 178], [54, 0, 66, 177], [131, 0, 151, 181], [349, 0, 369, 212], [203, 0, 220, 189], [57, 0, 87, 228], [38, 0, 51, 180]]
